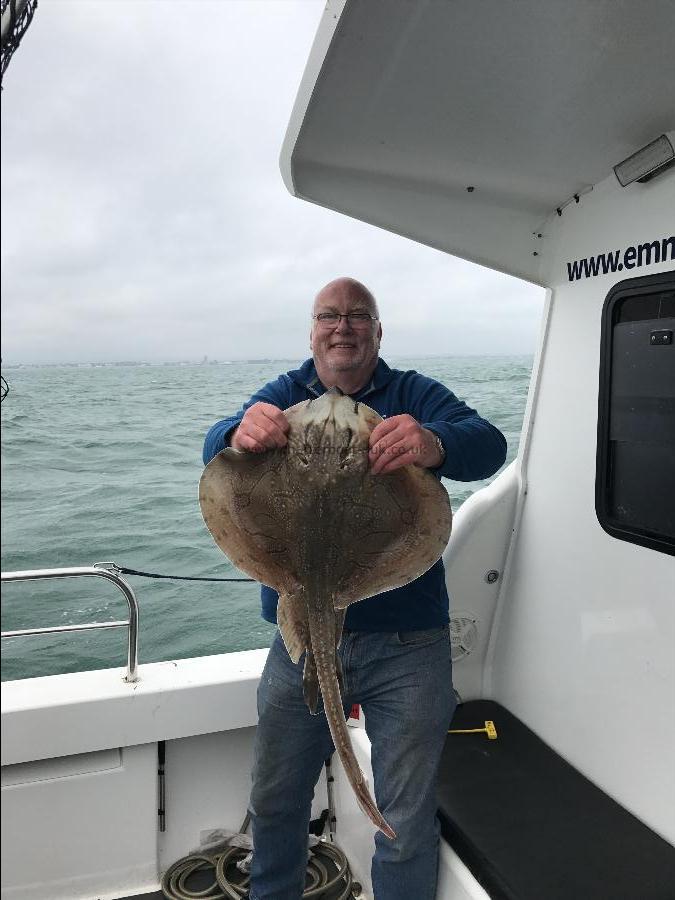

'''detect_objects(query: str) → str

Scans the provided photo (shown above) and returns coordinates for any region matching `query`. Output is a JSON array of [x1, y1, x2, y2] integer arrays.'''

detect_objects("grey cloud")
[[1, 1, 544, 365]]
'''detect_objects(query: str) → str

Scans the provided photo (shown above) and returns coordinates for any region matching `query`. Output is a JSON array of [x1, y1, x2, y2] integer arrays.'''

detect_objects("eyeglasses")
[[312, 312, 379, 328]]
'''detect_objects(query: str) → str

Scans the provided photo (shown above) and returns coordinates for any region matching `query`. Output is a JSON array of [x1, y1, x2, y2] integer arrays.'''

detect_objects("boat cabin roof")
[[281, 0, 675, 285]]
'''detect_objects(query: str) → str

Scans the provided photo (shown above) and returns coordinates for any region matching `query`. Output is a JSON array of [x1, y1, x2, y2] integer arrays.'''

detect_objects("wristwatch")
[[433, 433, 445, 466]]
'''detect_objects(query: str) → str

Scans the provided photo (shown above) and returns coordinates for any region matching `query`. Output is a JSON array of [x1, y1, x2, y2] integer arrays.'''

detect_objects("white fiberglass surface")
[[284, 1, 675, 283], [1, 650, 267, 766], [1, 744, 158, 900], [487, 168, 675, 843]]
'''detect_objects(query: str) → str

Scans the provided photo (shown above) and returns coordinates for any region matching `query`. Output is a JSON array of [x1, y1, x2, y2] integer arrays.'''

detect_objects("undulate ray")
[[199, 390, 452, 838]]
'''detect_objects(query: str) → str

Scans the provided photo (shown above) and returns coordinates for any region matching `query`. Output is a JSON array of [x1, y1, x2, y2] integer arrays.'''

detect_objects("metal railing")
[[1, 562, 139, 682]]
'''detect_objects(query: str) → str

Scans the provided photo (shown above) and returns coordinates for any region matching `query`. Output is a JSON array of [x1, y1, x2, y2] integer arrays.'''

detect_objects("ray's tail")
[[307, 610, 396, 840]]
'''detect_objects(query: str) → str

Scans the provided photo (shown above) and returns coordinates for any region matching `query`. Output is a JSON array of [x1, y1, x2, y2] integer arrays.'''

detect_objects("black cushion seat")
[[437, 700, 675, 900]]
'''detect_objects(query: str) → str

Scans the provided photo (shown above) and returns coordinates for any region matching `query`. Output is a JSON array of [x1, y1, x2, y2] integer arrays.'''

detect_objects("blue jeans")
[[248, 626, 456, 900]]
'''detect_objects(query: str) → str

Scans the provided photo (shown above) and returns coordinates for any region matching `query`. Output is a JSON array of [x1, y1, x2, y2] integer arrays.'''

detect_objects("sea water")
[[0, 356, 533, 681]]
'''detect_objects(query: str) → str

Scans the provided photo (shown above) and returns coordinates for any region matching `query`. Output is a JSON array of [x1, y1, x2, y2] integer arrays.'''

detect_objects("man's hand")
[[230, 402, 290, 453], [369, 415, 443, 475]]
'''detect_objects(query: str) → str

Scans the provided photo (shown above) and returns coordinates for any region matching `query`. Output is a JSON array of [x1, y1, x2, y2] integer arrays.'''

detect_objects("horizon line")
[[2, 352, 534, 368]]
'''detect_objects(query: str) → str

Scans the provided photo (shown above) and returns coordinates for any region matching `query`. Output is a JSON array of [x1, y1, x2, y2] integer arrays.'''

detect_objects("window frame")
[[595, 270, 675, 556]]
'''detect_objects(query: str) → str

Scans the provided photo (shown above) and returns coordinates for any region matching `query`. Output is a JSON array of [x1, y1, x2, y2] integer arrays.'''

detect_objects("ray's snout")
[[303, 390, 366, 431]]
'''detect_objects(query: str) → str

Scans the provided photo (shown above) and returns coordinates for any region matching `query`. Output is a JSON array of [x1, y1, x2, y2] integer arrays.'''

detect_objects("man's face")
[[310, 284, 382, 375]]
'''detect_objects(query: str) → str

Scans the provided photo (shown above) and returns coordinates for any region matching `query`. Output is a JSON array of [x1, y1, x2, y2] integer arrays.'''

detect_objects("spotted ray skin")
[[199, 390, 452, 838]]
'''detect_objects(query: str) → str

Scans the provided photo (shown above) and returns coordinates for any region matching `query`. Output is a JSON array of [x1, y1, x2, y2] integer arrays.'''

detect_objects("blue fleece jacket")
[[203, 357, 506, 631]]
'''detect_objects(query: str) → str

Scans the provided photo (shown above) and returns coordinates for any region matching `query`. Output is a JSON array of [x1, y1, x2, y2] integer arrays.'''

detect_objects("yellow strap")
[[447, 720, 497, 740]]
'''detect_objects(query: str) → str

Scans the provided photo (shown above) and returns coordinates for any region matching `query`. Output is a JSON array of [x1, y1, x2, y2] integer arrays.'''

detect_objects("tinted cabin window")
[[596, 272, 675, 555]]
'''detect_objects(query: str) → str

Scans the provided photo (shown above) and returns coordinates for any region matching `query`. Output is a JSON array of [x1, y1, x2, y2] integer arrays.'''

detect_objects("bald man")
[[204, 278, 506, 900]]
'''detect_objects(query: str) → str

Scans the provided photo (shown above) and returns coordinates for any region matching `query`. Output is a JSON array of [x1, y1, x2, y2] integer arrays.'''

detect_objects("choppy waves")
[[1, 357, 532, 680]]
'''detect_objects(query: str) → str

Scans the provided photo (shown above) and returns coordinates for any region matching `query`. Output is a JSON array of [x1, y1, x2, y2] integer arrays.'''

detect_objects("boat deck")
[[439, 701, 675, 900]]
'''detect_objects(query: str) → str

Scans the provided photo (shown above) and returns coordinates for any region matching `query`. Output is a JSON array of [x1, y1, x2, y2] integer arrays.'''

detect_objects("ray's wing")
[[200, 447, 315, 666], [277, 590, 309, 663], [332, 466, 452, 609], [199, 449, 300, 596]]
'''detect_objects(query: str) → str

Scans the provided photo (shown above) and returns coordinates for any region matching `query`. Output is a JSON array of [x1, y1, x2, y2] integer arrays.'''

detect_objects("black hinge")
[[158, 741, 166, 832]]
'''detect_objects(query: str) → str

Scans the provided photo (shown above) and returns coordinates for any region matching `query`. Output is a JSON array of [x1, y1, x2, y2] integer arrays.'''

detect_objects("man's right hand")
[[230, 402, 290, 453]]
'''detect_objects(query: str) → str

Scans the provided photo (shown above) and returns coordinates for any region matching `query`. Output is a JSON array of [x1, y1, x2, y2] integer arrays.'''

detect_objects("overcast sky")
[[1, 0, 544, 365]]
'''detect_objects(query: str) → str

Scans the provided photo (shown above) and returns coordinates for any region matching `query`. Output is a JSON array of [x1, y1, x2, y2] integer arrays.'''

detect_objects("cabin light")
[[613, 134, 675, 187]]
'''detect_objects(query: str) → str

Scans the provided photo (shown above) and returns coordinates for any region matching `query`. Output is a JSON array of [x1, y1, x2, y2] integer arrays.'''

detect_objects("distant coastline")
[[3, 359, 300, 369], [3, 353, 532, 370]]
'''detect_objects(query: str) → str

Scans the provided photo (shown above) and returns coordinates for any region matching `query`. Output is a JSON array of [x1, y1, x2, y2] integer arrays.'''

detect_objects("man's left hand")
[[369, 415, 443, 475]]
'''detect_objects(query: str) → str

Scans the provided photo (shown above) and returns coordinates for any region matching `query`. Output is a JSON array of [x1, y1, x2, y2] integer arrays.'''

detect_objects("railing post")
[[1, 563, 140, 682]]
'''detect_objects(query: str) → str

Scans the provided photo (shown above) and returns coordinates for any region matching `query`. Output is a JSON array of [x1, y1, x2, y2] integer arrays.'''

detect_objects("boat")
[[2, 2, 674, 898]]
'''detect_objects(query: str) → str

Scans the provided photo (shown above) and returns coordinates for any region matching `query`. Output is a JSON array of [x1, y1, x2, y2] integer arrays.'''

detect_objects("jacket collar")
[[288, 357, 395, 399]]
